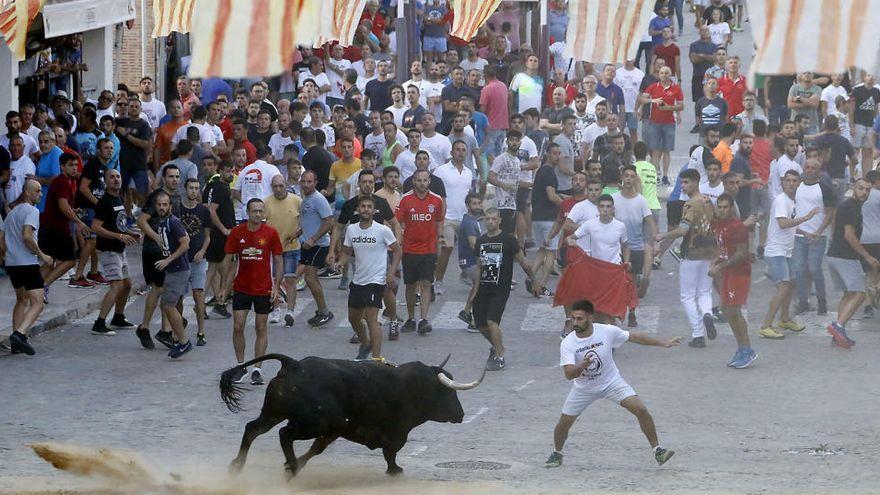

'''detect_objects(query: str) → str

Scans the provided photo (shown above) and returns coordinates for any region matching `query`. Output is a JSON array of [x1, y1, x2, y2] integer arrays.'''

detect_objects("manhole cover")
[[435, 461, 511, 470]]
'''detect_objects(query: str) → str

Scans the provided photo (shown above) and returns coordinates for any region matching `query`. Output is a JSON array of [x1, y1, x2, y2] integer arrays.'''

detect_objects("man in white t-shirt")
[[569, 194, 629, 264], [335, 195, 401, 362], [792, 159, 836, 315], [698, 160, 724, 204], [324, 44, 352, 107], [419, 113, 452, 168], [433, 141, 474, 293], [139, 76, 167, 130], [614, 60, 645, 140], [232, 160, 282, 221], [171, 106, 217, 149], [758, 169, 817, 339], [820, 73, 848, 117], [614, 166, 657, 328], [544, 299, 679, 469], [768, 136, 803, 201]]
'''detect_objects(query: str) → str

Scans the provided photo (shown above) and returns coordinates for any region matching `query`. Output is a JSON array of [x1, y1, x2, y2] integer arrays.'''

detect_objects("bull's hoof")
[[283, 462, 299, 480], [228, 459, 244, 476], [386, 466, 403, 476]]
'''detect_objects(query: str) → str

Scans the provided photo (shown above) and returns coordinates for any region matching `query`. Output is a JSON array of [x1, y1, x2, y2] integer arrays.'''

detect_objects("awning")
[[42, 0, 135, 39]]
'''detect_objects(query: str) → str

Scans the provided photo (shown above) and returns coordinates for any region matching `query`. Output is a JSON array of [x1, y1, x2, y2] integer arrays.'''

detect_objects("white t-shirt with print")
[[614, 66, 646, 113], [764, 192, 797, 258], [699, 181, 725, 205], [560, 324, 631, 392], [172, 122, 217, 146], [232, 160, 282, 219], [509, 72, 544, 113], [573, 217, 628, 263], [343, 221, 397, 285]]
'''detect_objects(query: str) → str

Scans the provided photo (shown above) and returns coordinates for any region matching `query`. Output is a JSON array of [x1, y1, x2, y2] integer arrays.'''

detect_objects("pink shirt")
[[480, 79, 510, 130]]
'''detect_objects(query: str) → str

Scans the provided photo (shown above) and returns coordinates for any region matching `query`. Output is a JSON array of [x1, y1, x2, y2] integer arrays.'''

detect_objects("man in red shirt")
[[639, 66, 684, 184], [748, 120, 773, 255], [395, 169, 444, 335], [709, 193, 756, 368], [651, 27, 681, 81], [224, 198, 283, 386], [231, 119, 257, 165], [480, 65, 510, 163], [38, 153, 88, 290], [717, 57, 748, 118], [546, 68, 578, 107]]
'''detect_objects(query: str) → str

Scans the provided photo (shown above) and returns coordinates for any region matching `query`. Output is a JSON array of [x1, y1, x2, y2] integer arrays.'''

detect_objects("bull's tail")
[[219, 354, 299, 412]]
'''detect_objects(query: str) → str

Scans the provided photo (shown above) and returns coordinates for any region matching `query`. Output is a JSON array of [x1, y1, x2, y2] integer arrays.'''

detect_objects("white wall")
[[0, 43, 19, 112], [81, 25, 114, 100]]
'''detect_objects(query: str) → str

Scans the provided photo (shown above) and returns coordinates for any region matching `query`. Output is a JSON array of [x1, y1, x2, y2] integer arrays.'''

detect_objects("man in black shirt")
[[764, 74, 796, 126], [180, 178, 212, 346], [808, 115, 856, 202], [247, 110, 274, 151], [90, 169, 139, 338], [530, 142, 564, 296], [203, 158, 235, 317], [363, 60, 396, 113], [402, 150, 447, 197], [850, 74, 880, 174], [474, 208, 540, 371], [825, 179, 879, 348], [300, 127, 336, 204], [439, 67, 470, 133], [71, 137, 114, 289], [702, 0, 733, 25], [115, 97, 152, 205]]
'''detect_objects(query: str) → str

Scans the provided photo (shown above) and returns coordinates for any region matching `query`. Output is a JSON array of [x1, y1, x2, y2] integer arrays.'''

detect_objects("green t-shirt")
[[602, 186, 620, 196], [635, 160, 661, 210]]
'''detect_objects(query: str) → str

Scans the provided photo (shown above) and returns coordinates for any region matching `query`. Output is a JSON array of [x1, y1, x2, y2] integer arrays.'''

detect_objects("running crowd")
[[1, 0, 879, 469]]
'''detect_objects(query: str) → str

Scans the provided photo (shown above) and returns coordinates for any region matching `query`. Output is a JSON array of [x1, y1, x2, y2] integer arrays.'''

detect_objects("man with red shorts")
[[708, 193, 756, 369]]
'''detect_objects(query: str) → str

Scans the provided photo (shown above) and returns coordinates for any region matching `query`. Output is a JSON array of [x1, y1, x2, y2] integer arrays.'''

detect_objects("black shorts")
[[629, 250, 645, 275], [472, 287, 510, 327], [232, 291, 273, 314], [666, 200, 684, 229], [142, 251, 166, 287], [516, 187, 531, 213], [348, 283, 385, 309], [38, 227, 77, 262], [300, 245, 329, 268], [861, 244, 880, 273], [402, 253, 437, 284], [206, 231, 228, 263], [499, 209, 516, 235], [7, 265, 44, 290]]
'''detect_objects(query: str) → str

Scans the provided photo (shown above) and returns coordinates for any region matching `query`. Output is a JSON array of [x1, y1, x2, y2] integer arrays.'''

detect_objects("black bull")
[[219, 353, 484, 477]]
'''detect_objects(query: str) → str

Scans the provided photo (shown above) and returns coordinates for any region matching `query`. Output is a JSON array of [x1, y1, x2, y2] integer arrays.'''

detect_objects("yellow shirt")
[[262, 193, 303, 251], [329, 158, 362, 185]]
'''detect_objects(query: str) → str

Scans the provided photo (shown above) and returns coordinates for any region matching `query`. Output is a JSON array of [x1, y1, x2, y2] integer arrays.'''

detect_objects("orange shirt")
[[155, 119, 187, 166], [713, 141, 734, 173]]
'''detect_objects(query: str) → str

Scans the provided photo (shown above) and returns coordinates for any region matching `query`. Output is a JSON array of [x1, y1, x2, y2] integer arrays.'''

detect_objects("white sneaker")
[[269, 308, 283, 324], [296, 278, 306, 291], [434, 281, 444, 295], [59, 268, 75, 281]]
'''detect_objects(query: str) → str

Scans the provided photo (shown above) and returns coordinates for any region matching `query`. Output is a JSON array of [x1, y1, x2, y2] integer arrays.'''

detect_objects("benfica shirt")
[[714, 217, 750, 276], [396, 190, 444, 254], [225, 222, 282, 296]]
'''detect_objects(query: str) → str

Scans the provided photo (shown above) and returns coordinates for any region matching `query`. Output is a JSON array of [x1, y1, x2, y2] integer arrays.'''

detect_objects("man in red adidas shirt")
[[639, 66, 684, 184], [396, 169, 444, 335], [224, 198, 283, 386], [717, 56, 748, 118]]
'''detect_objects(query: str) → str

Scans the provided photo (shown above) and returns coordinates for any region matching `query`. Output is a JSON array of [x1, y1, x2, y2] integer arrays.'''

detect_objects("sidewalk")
[[0, 245, 147, 352]]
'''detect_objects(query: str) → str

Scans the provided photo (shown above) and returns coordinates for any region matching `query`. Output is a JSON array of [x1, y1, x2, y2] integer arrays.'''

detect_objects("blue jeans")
[[670, 0, 685, 31], [768, 105, 789, 126], [793, 235, 827, 304]]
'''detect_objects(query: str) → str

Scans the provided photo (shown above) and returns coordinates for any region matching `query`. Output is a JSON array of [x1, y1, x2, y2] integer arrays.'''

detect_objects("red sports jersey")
[[714, 217, 751, 275], [225, 223, 282, 296], [717, 74, 748, 117], [396, 190, 444, 254], [645, 81, 684, 124]]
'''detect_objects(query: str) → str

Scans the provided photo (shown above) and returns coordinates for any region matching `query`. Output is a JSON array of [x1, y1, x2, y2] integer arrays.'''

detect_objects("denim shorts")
[[765, 255, 794, 284], [485, 129, 507, 158], [623, 112, 638, 132], [282, 250, 301, 277], [423, 36, 448, 52], [123, 169, 150, 195], [189, 258, 208, 291], [645, 122, 676, 151]]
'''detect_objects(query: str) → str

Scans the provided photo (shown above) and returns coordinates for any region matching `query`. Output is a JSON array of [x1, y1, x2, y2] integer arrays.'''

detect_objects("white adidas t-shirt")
[[560, 324, 630, 392], [573, 217, 628, 263], [343, 222, 397, 285]]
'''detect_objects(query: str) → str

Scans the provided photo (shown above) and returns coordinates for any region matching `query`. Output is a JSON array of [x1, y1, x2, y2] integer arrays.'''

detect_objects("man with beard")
[[179, 178, 211, 346]]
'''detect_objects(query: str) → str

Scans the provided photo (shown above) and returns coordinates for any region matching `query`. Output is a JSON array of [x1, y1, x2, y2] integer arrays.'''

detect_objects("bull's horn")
[[438, 353, 451, 369], [437, 369, 486, 391]]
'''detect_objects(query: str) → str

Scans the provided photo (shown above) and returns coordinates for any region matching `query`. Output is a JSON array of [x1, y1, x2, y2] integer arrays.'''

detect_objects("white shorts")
[[852, 124, 871, 148], [532, 220, 559, 250], [561, 377, 636, 416]]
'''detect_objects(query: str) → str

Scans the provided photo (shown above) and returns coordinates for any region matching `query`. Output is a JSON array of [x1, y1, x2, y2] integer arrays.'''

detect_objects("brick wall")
[[117, 0, 157, 92]]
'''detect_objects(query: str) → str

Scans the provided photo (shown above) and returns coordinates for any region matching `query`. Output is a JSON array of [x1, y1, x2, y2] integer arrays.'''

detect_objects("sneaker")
[[401, 319, 417, 333], [196, 333, 207, 346], [43, 286, 49, 304], [758, 326, 785, 340], [544, 451, 563, 468], [182, 317, 189, 329], [703, 313, 717, 340], [207, 296, 218, 306], [826, 322, 852, 349], [355, 344, 372, 361], [296, 278, 306, 291], [794, 300, 812, 315], [486, 355, 505, 371], [337, 278, 349, 290], [154, 330, 175, 348], [317, 267, 342, 279], [540, 286, 554, 297], [9, 331, 35, 356], [269, 308, 283, 324], [756, 246, 764, 260], [212, 303, 232, 319], [654, 447, 675, 465], [688, 336, 706, 348], [727, 348, 744, 367], [430, 284, 436, 302], [110, 314, 135, 328], [777, 320, 805, 332], [458, 310, 473, 325], [817, 299, 828, 315], [652, 259, 662, 270], [524, 277, 534, 295], [732, 348, 757, 369], [433, 281, 444, 296], [91, 320, 116, 336], [661, 175, 670, 186], [417, 319, 432, 335], [370, 356, 388, 364], [68, 277, 94, 289], [523, 239, 535, 250], [135, 326, 155, 349], [711, 306, 727, 323], [349, 333, 361, 344], [864, 305, 875, 319], [388, 320, 400, 341], [689, 124, 701, 134], [732, 24, 744, 32], [467, 323, 481, 333], [86, 272, 109, 285], [231, 367, 248, 384], [167, 340, 193, 359], [627, 312, 638, 328], [669, 246, 682, 262], [284, 311, 295, 327], [251, 369, 264, 385], [310, 311, 334, 327], [59, 268, 74, 281]]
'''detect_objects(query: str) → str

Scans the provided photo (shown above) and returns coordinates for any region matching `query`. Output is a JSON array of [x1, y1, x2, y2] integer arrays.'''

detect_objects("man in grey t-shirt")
[[155, 139, 199, 195], [298, 170, 335, 327], [553, 115, 578, 194], [861, 170, 880, 316]]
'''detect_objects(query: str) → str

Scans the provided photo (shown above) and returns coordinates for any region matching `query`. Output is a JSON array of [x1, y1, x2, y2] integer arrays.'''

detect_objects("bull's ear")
[[438, 353, 451, 369]]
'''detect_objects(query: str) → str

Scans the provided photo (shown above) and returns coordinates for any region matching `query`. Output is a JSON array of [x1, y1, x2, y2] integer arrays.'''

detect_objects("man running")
[[396, 169, 444, 334], [544, 299, 679, 469], [530, 142, 564, 296], [298, 170, 335, 327], [151, 191, 193, 359], [1, 180, 52, 355], [203, 159, 235, 318], [179, 178, 212, 346], [614, 166, 657, 327], [263, 174, 303, 327], [225, 198, 283, 385], [336, 195, 402, 361], [474, 208, 540, 370], [709, 193, 757, 368], [457, 193, 484, 330]]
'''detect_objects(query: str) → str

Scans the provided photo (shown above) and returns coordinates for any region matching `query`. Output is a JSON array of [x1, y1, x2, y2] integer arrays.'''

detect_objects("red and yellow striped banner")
[[151, 0, 197, 37], [0, 0, 44, 61], [563, 0, 653, 64], [312, 0, 368, 48], [450, 0, 502, 41]]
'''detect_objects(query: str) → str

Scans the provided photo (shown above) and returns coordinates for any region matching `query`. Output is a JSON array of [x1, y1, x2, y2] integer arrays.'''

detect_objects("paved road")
[[3, 16, 880, 495]]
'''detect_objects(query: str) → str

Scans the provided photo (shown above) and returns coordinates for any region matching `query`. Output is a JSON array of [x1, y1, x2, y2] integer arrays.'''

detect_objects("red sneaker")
[[87, 272, 109, 285], [68, 277, 95, 289]]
